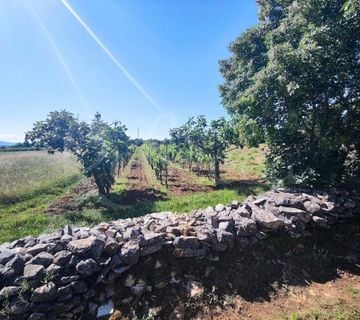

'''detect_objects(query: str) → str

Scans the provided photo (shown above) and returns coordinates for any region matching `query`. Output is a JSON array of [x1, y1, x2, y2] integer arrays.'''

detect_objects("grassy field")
[[0, 151, 82, 242], [0, 147, 267, 243], [0, 151, 82, 203]]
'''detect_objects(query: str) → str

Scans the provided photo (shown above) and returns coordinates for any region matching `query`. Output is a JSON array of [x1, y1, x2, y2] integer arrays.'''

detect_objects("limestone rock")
[[251, 206, 285, 230], [120, 240, 140, 266], [0, 249, 15, 265], [234, 217, 257, 236], [23, 264, 44, 280], [67, 236, 104, 260], [31, 282, 57, 303], [75, 258, 100, 276], [173, 236, 200, 249], [28, 252, 54, 267]]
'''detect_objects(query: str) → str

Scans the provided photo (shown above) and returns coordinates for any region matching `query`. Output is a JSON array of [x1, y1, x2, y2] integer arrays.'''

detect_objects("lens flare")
[[60, 0, 163, 114], [25, 0, 88, 109]]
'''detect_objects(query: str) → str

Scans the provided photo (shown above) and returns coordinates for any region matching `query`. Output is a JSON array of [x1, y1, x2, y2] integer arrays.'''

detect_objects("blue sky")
[[0, 0, 258, 142]]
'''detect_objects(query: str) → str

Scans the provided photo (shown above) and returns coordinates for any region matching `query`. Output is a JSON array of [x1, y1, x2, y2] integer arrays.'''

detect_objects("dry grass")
[[0, 150, 81, 203]]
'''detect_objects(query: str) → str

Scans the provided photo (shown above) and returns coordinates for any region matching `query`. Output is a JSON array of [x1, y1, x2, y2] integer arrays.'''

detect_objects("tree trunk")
[[214, 159, 220, 186]]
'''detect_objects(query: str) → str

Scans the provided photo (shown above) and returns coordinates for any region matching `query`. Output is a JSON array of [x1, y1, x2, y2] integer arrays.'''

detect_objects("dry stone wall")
[[0, 189, 359, 320]]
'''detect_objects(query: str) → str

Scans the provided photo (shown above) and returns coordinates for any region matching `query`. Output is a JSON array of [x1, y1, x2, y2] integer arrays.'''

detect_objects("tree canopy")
[[170, 115, 237, 185], [27, 110, 130, 194], [220, 0, 360, 187]]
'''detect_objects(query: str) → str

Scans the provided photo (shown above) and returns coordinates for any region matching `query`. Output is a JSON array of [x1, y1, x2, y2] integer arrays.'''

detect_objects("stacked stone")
[[0, 189, 358, 320]]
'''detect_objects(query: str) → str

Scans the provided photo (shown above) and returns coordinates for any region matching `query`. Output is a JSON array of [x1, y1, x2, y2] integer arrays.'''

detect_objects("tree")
[[27, 110, 129, 194], [219, 0, 360, 187], [170, 116, 237, 186]]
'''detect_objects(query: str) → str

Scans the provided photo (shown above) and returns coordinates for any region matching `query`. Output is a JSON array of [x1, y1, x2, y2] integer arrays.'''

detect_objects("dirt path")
[[166, 165, 213, 196], [125, 153, 151, 191]]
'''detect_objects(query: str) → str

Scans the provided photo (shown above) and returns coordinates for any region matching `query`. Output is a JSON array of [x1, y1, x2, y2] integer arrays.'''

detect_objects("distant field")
[[0, 151, 83, 242], [0, 151, 82, 203]]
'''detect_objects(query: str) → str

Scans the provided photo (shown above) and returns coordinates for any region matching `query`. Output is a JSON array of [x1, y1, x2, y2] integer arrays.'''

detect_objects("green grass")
[[0, 185, 78, 243], [279, 298, 360, 320], [0, 151, 82, 243], [222, 145, 266, 182], [0, 151, 82, 203], [280, 307, 360, 320]]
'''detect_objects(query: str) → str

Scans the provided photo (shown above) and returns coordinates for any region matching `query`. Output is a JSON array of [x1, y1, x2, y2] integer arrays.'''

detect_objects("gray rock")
[[141, 232, 165, 246], [60, 275, 81, 284], [141, 242, 163, 256], [6, 254, 25, 275], [303, 200, 321, 214], [0, 286, 21, 300], [215, 204, 225, 212], [251, 206, 285, 230], [230, 200, 240, 209], [75, 258, 100, 276], [23, 264, 45, 280], [150, 211, 174, 220], [28, 252, 54, 267], [104, 238, 120, 256], [218, 221, 234, 232], [216, 229, 234, 249], [28, 313, 46, 320], [312, 216, 330, 228], [234, 217, 257, 236], [26, 243, 49, 256], [70, 280, 87, 294], [31, 282, 57, 303], [0, 249, 15, 265], [67, 236, 104, 260], [173, 247, 208, 258], [57, 284, 72, 301], [120, 240, 140, 266], [279, 206, 311, 223], [203, 206, 217, 218], [53, 250, 72, 266], [0, 265, 15, 280], [234, 205, 251, 218], [173, 236, 200, 249], [10, 298, 29, 314], [123, 227, 142, 241], [63, 225, 72, 236]]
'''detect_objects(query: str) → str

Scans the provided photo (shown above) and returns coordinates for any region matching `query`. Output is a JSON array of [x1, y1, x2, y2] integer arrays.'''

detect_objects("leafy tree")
[[219, 0, 360, 187], [170, 116, 237, 186], [27, 110, 129, 194]]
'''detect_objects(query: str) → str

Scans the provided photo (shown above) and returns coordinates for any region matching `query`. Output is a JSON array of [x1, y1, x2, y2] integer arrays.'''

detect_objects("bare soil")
[[166, 166, 213, 196], [46, 178, 97, 214]]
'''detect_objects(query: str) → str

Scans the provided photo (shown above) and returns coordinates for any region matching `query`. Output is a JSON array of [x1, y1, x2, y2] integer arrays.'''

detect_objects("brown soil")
[[121, 154, 214, 201], [118, 155, 166, 204], [46, 178, 97, 214], [206, 272, 360, 320], [166, 166, 213, 196]]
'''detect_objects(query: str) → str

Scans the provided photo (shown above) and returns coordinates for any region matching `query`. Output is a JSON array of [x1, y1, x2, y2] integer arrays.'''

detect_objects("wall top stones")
[[0, 189, 359, 320]]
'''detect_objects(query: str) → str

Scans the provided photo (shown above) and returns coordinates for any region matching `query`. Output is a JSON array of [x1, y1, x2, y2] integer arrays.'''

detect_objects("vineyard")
[[114, 142, 264, 200]]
